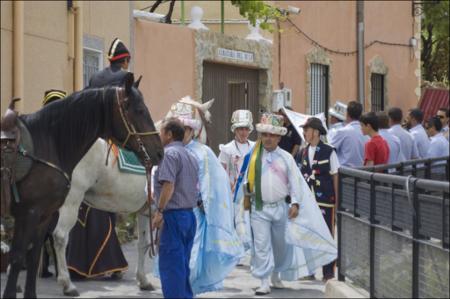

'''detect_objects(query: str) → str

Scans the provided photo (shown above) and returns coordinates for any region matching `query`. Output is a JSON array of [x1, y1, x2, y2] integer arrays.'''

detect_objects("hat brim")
[[231, 122, 254, 133], [328, 109, 346, 121], [301, 123, 327, 135], [256, 124, 287, 136]]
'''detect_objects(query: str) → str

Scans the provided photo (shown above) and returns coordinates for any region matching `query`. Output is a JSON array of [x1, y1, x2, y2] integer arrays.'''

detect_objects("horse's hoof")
[[140, 283, 155, 291], [63, 289, 80, 297]]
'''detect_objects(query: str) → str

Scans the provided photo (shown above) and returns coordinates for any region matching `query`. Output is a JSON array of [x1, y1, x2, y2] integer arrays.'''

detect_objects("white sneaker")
[[255, 278, 271, 295], [271, 272, 285, 289]]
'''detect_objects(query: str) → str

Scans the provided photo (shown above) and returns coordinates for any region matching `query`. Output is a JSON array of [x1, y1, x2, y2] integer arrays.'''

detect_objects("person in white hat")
[[219, 110, 256, 191], [327, 101, 346, 142], [167, 98, 244, 295], [233, 113, 337, 295]]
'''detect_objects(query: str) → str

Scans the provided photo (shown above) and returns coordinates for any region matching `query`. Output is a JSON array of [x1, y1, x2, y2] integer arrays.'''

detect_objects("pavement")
[[1, 240, 326, 298]]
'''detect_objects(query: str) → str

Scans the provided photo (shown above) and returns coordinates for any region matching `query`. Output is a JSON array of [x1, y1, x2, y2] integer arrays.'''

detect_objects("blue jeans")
[[159, 209, 196, 299]]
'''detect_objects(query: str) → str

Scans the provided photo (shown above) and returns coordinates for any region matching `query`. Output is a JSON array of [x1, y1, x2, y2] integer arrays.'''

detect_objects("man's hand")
[[288, 204, 299, 219], [151, 211, 163, 230]]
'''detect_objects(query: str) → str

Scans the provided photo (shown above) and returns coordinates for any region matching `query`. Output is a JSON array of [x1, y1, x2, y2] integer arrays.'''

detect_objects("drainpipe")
[[357, 0, 365, 110], [180, 0, 185, 25], [13, 1, 24, 112], [73, 1, 83, 91], [220, 0, 224, 33]]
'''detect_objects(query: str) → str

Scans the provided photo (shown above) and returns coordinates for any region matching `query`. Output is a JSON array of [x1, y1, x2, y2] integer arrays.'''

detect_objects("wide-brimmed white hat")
[[231, 109, 253, 133], [255, 113, 287, 136], [328, 101, 347, 121]]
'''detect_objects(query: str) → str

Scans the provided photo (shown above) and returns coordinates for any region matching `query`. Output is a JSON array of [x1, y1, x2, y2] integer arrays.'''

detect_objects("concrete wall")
[[134, 21, 196, 122], [1, 1, 131, 115]]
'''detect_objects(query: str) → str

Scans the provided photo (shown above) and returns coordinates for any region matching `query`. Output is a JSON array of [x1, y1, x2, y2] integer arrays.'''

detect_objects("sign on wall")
[[217, 48, 254, 63]]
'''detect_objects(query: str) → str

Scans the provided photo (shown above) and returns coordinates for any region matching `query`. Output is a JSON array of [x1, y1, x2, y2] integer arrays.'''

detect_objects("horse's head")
[[158, 96, 214, 145], [111, 73, 164, 166]]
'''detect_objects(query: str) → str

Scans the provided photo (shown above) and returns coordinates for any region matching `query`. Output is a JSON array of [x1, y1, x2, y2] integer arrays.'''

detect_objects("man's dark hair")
[[163, 118, 185, 141], [409, 108, 424, 123], [426, 116, 443, 132], [388, 107, 403, 123], [360, 112, 379, 131], [347, 101, 363, 120], [376, 111, 389, 129], [438, 107, 449, 118]]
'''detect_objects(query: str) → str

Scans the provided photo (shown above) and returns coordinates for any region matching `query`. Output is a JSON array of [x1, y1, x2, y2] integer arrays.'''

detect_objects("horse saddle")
[[1, 99, 34, 215]]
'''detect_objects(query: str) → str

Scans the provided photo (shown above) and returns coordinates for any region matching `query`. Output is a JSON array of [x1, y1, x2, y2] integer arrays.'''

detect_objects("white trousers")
[[250, 202, 294, 279]]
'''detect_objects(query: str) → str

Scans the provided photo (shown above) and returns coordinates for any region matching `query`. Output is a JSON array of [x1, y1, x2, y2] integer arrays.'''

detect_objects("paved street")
[[1, 241, 326, 298]]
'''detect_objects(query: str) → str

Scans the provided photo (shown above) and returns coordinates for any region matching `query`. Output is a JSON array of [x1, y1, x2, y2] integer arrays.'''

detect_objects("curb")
[[325, 279, 369, 298]]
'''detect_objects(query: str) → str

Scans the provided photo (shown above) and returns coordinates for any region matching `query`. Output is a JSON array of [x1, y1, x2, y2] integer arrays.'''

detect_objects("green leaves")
[[231, 0, 285, 32]]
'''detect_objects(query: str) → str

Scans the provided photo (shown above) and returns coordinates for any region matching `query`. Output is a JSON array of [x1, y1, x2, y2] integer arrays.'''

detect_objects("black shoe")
[[41, 270, 53, 278], [322, 274, 335, 282]]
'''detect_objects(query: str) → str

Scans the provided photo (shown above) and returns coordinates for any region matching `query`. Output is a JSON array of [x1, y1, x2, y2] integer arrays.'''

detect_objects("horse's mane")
[[19, 87, 116, 170]]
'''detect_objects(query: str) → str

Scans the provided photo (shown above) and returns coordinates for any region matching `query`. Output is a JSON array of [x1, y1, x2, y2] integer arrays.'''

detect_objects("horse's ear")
[[123, 72, 135, 96], [134, 75, 142, 89]]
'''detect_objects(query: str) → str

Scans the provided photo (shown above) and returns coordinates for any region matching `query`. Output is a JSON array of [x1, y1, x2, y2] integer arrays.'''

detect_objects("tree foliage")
[[421, 0, 449, 84], [231, 0, 285, 32]]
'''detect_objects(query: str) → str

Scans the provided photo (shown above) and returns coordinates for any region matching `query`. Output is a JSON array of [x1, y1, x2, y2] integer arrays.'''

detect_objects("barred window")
[[371, 73, 385, 112], [310, 63, 329, 116], [83, 48, 102, 88]]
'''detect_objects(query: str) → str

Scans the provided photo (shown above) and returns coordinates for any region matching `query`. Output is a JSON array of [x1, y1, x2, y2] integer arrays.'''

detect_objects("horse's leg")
[[23, 226, 47, 299], [149, 0, 163, 12], [3, 209, 39, 299], [53, 203, 81, 297], [136, 208, 155, 291], [164, 0, 176, 24]]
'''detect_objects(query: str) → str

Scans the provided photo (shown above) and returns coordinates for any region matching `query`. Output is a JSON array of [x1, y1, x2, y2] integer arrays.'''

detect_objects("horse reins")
[[115, 87, 161, 258]]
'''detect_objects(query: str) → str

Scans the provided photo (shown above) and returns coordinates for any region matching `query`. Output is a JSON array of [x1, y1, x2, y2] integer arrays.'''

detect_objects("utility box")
[[272, 88, 292, 112]]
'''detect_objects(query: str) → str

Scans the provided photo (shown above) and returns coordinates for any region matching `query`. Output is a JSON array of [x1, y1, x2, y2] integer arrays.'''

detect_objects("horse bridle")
[[115, 87, 159, 167], [115, 87, 160, 257]]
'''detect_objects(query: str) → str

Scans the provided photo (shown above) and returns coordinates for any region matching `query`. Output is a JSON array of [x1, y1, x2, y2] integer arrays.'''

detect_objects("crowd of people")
[[35, 37, 449, 299]]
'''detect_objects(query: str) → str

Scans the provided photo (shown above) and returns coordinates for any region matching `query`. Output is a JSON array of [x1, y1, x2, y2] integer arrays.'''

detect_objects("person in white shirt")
[[406, 108, 430, 159], [387, 107, 419, 160], [436, 107, 449, 140], [329, 101, 368, 167], [327, 101, 346, 142], [425, 116, 449, 159], [219, 110, 255, 191], [376, 111, 405, 164]]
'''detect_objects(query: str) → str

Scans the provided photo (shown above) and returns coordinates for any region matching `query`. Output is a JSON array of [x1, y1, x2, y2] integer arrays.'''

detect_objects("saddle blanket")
[[115, 145, 146, 175]]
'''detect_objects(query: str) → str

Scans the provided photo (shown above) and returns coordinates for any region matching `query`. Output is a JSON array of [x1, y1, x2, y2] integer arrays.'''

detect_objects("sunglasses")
[[436, 115, 445, 119]]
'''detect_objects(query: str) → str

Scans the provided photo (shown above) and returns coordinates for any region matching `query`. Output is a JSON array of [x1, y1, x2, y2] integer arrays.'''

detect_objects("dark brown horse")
[[1, 73, 163, 298]]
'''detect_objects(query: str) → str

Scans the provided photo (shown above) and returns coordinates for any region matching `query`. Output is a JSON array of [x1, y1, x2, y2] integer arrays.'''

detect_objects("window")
[[83, 48, 103, 88], [310, 63, 329, 116], [371, 73, 384, 112]]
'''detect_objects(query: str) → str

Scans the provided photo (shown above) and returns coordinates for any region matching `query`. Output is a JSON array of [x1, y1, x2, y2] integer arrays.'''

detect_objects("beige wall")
[[134, 21, 195, 122], [134, 0, 273, 40], [273, 0, 419, 114], [1, 1, 131, 115]]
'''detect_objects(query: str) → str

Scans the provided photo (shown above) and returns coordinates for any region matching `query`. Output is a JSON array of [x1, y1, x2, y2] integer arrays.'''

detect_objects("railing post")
[[369, 173, 376, 298], [425, 159, 431, 179], [442, 191, 448, 249], [353, 177, 359, 217], [337, 172, 345, 281], [412, 179, 419, 298]]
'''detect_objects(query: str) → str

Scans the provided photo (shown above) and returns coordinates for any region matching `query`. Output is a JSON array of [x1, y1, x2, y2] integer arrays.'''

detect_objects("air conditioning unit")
[[271, 88, 292, 112]]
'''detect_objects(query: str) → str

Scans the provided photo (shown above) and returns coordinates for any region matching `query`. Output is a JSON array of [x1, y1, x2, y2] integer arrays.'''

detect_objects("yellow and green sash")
[[247, 140, 263, 210]]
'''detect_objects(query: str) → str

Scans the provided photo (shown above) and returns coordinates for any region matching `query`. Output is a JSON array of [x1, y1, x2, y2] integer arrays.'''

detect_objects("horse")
[[0, 73, 164, 299], [52, 97, 214, 296]]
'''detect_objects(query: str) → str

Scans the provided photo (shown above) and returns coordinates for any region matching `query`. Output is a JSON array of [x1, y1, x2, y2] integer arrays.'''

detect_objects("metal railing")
[[337, 156, 449, 298]]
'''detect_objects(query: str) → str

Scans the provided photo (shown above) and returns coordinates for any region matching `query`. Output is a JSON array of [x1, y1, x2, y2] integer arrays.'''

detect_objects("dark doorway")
[[202, 62, 260, 153]]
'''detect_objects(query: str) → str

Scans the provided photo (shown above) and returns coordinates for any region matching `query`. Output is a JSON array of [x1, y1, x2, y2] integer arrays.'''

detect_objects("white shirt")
[[388, 124, 419, 160], [379, 129, 405, 164], [326, 122, 344, 143], [441, 125, 449, 140], [219, 139, 255, 187], [409, 124, 431, 159], [308, 145, 340, 175], [259, 147, 302, 204], [329, 121, 369, 167], [427, 133, 449, 158]]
